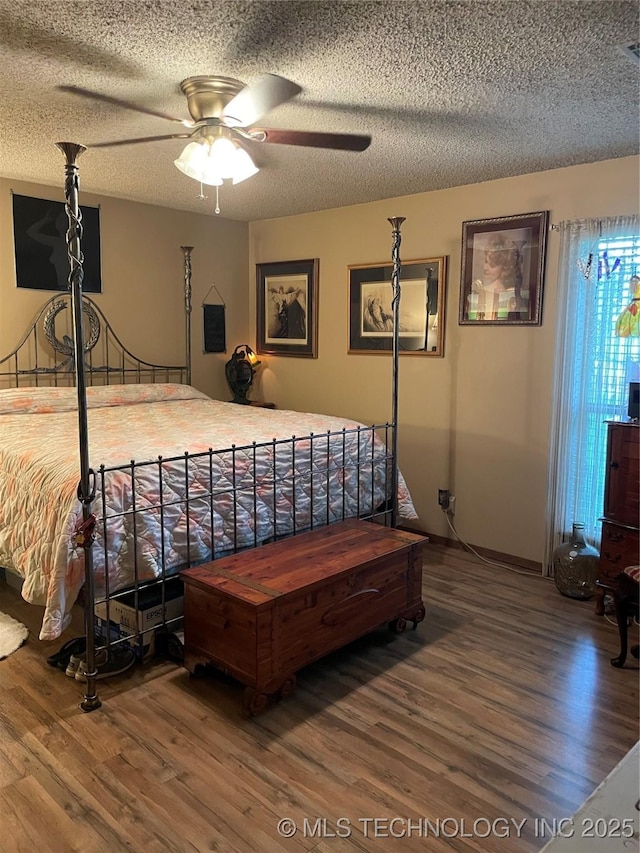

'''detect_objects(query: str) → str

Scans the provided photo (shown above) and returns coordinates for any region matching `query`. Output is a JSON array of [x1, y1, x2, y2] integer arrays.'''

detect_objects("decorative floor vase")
[[553, 522, 600, 600]]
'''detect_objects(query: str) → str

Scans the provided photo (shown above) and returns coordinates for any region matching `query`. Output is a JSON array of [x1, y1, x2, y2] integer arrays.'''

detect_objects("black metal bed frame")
[[2, 142, 406, 712], [0, 293, 188, 388], [92, 420, 397, 650]]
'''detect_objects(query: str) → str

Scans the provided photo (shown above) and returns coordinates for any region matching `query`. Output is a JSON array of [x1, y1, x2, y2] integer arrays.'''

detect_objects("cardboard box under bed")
[[94, 577, 184, 658]]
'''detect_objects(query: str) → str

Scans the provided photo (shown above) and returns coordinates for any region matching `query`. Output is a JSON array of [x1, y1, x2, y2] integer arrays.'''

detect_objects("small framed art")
[[458, 210, 549, 325], [256, 258, 318, 357], [348, 257, 447, 356], [12, 193, 102, 293]]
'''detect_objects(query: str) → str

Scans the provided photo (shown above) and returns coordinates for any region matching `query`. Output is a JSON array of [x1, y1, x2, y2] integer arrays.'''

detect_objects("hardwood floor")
[[0, 544, 637, 853]]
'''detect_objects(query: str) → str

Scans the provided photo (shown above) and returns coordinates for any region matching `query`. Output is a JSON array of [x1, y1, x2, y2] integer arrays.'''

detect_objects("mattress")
[[0, 384, 416, 640]]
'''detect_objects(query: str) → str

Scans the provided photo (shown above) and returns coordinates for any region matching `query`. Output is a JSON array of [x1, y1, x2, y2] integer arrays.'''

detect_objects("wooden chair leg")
[[610, 571, 640, 668], [611, 590, 630, 668]]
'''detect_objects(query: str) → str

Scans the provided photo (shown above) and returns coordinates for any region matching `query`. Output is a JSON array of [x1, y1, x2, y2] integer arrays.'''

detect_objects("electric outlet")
[[438, 488, 450, 509], [448, 496, 456, 516]]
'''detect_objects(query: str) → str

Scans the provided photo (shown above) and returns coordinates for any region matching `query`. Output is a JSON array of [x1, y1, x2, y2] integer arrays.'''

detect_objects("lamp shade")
[[174, 141, 222, 186], [230, 146, 259, 184], [174, 137, 258, 187]]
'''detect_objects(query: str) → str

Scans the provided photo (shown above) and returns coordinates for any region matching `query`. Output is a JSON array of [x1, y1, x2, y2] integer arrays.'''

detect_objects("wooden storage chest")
[[181, 519, 426, 713]]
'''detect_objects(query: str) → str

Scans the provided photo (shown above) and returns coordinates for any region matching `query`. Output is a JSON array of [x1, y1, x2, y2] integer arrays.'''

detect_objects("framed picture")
[[458, 210, 549, 325], [256, 258, 318, 357], [348, 257, 447, 356], [12, 193, 102, 293]]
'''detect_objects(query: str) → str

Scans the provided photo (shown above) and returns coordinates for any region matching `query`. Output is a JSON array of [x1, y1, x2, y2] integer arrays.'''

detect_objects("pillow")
[[0, 386, 76, 415], [0, 383, 210, 415], [86, 383, 211, 408]]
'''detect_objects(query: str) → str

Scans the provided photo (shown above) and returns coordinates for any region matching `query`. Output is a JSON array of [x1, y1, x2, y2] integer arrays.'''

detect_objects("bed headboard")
[[0, 293, 188, 389]]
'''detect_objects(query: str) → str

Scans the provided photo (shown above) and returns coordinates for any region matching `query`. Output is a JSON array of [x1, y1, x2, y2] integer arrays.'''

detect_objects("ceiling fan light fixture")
[[174, 141, 222, 186], [210, 136, 240, 179], [174, 136, 258, 187], [230, 146, 259, 184]]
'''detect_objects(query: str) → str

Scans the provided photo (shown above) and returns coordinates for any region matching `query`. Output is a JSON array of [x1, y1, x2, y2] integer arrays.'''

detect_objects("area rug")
[[540, 740, 639, 851], [0, 611, 29, 659]]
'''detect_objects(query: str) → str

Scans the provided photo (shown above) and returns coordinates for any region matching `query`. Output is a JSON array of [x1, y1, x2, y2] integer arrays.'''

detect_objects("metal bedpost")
[[55, 142, 101, 713], [388, 216, 406, 529], [181, 246, 193, 386]]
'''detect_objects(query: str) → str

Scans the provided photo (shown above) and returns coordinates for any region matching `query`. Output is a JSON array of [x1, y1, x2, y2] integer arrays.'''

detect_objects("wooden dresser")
[[181, 519, 426, 714], [595, 421, 640, 615]]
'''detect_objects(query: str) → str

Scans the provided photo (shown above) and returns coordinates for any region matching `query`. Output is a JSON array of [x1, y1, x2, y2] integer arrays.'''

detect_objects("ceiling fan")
[[58, 74, 372, 195]]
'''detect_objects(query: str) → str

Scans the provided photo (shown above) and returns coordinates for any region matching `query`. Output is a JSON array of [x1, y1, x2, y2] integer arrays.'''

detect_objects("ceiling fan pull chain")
[[215, 185, 221, 216], [197, 181, 207, 201]]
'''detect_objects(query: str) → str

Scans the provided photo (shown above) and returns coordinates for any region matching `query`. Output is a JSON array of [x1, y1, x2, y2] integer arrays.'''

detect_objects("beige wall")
[[249, 156, 640, 564], [0, 178, 249, 400], [2, 159, 637, 565]]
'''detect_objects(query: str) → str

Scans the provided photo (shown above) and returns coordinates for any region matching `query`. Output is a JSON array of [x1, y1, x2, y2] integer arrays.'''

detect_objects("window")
[[545, 217, 639, 573]]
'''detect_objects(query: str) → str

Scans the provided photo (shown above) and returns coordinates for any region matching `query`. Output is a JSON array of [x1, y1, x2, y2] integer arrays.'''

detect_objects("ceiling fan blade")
[[222, 74, 302, 127], [252, 128, 371, 152], [57, 85, 189, 125], [90, 133, 192, 149]]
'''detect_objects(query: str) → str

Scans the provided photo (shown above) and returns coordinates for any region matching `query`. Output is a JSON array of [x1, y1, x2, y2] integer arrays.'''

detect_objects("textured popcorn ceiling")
[[0, 1, 638, 221]]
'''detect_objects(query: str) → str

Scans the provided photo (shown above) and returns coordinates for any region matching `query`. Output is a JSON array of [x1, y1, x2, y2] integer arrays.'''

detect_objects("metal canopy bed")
[[0, 142, 412, 711]]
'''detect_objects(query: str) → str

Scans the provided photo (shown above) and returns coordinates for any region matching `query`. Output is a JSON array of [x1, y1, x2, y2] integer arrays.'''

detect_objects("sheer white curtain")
[[544, 215, 640, 575]]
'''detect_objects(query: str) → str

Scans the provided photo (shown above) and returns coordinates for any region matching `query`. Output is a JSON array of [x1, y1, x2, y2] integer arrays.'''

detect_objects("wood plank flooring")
[[0, 544, 637, 853]]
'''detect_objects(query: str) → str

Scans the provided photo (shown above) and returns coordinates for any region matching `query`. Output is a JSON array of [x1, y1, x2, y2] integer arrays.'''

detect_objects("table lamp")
[[225, 344, 260, 404]]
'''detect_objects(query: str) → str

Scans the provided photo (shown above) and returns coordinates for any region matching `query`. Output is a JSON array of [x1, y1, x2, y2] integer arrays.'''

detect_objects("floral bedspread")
[[0, 384, 416, 640]]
